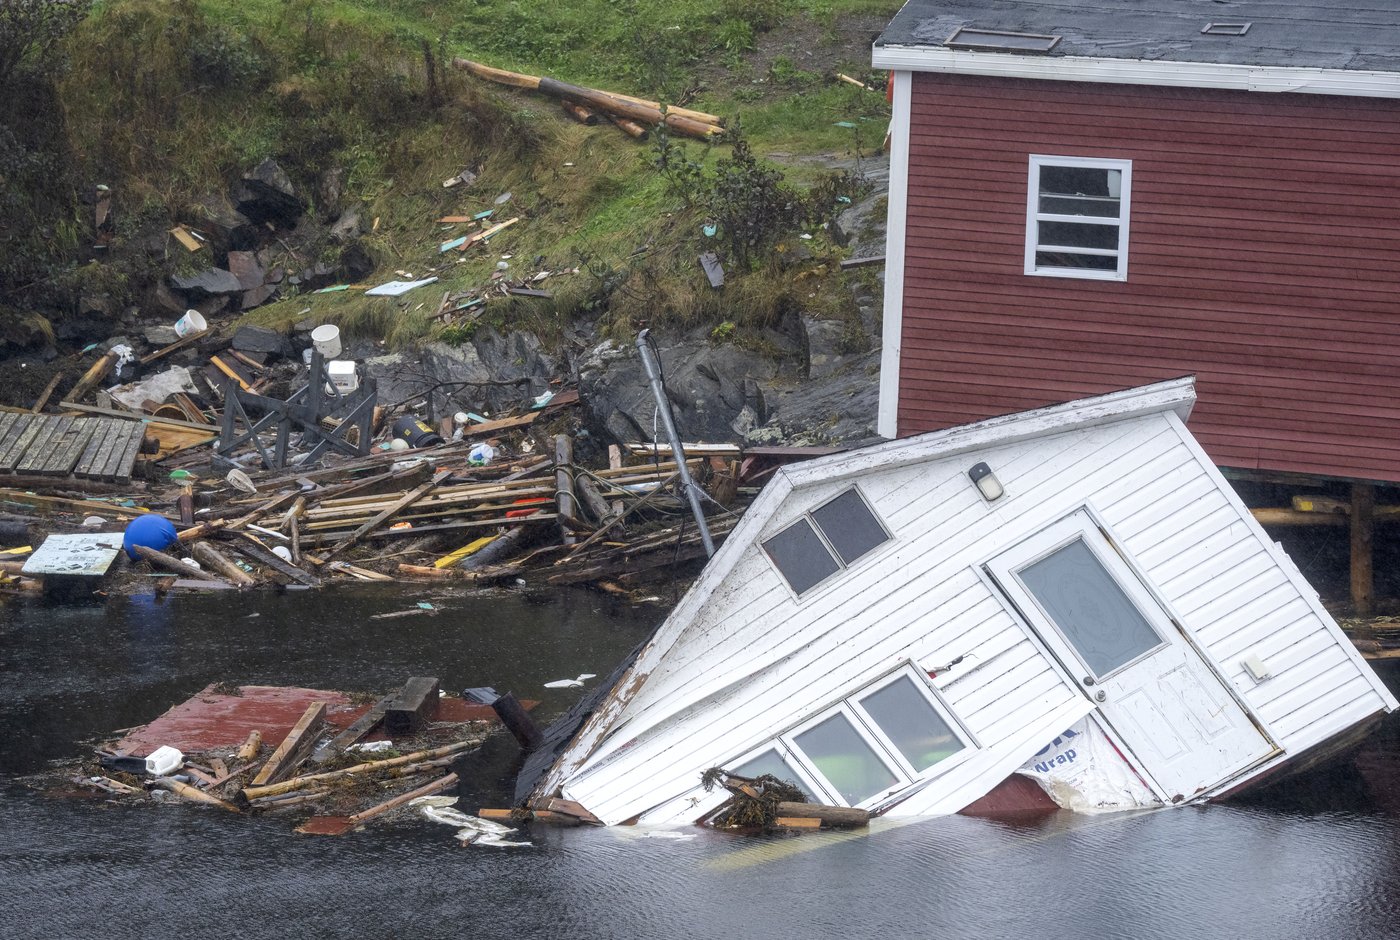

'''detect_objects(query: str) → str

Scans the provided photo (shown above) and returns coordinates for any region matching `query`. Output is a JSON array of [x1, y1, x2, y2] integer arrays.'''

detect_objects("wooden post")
[[774, 801, 870, 828], [554, 435, 576, 546], [68, 352, 118, 403], [133, 544, 229, 584], [1352, 482, 1375, 616], [492, 692, 543, 752], [250, 701, 327, 786], [236, 730, 262, 762]]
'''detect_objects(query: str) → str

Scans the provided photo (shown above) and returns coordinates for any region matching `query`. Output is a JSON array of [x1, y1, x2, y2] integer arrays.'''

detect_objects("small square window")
[[1026, 156, 1131, 281], [762, 488, 890, 597]]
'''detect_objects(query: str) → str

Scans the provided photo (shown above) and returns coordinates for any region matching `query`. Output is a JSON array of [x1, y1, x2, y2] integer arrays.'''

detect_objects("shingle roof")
[[876, 0, 1400, 73]]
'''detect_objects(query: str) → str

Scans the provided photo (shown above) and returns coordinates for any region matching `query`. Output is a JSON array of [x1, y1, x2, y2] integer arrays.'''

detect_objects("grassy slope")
[[58, 0, 896, 349]]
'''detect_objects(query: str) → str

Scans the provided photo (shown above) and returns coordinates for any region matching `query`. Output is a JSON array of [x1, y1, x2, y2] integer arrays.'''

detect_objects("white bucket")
[[311, 324, 342, 359], [174, 309, 207, 338], [327, 360, 359, 393]]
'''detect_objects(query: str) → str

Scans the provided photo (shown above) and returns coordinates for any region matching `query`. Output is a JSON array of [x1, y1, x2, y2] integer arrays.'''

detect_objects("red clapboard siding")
[[897, 72, 1400, 481]]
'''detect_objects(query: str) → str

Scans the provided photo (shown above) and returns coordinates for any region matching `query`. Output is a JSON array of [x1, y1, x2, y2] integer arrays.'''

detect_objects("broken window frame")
[[1025, 155, 1132, 282], [731, 663, 977, 809], [761, 486, 892, 599]]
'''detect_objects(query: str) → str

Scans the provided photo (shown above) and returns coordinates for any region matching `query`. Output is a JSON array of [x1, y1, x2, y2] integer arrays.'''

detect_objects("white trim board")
[[871, 45, 1400, 100], [878, 69, 913, 439]]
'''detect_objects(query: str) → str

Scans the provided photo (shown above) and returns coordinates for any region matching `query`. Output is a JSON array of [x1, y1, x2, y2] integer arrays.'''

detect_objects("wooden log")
[[395, 563, 516, 585], [68, 352, 118, 403], [1353, 482, 1375, 616], [492, 692, 543, 751], [537, 77, 723, 139], [575, 475, 615, 525], [384, 676, 441, 737], [236, 730, 262, 762], [555, 434, 576, 547], [140, 329, 208, 366], [562, 100, 598, 125], [477, 808, 517, 822], [774, 801, 870, 828], [450, 57, 542, 89], [151, 777, 240, 812], [323, 471, 449, 560], [250, 701, 327, 786], [133, 544, 229, 584], [240, 740, 478, 802], [190, 540, 257, 587], [220, 531, 320, 587], [346, 772, 458, 826], [773, 816, 822, 829]]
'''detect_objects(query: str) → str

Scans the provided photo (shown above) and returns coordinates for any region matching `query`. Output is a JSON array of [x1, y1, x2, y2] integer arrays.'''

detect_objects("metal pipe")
[[635, 329, 715, 557]]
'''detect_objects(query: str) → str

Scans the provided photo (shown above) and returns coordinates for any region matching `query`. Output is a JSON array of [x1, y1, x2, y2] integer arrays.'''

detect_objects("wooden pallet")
[[0, 413, 144, 483]]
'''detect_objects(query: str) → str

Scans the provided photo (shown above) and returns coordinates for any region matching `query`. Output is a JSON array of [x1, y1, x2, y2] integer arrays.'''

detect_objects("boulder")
[[186, 196, 260, 252], [142, 324, 180, 346], [241, 284, 278, 311], [338, 241, 375, 282], [226, 250, 266, 290], [318, 166, 346, 222], [363, 331, 559, 419], [329, 208, 362, 243], [170, 267, 243, 297], [233, 158, 305, 227], [151, 281, 189, 316]]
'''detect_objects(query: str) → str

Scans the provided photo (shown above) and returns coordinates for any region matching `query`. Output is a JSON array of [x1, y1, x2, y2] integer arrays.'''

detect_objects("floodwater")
[[4, 585, 1400, 940]]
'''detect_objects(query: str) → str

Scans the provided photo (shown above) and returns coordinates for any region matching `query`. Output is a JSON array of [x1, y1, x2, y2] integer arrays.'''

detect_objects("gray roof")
[[876, 0, 1400, 73]]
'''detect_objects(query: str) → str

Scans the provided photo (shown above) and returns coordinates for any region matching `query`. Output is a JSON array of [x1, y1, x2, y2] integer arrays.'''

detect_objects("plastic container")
[[174, 309, 207, 338], [123, 514, 178, 560], [390, 415, 443, 448], [327, 360, 359, 393], [143, 745, 184, 777], [310, 324, 342, 359]]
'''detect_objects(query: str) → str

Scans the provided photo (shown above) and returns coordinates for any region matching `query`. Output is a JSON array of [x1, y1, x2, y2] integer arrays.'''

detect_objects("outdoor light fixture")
[[968, 462, 1004, 502]]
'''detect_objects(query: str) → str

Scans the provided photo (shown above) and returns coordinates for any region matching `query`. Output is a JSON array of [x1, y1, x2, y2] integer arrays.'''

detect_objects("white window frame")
[[1025, 155, 1132, 282], [761, 486, 892, 601], [727, 663, 977, 809]]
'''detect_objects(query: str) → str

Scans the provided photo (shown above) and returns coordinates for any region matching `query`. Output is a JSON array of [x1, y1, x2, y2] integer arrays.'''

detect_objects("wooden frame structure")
[[215, 353, 376, 471]]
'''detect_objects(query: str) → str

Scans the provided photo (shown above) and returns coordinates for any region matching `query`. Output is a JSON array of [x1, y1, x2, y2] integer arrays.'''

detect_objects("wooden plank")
[[310, 693, 396, 764], [30, 372, 63, 413], [39, 419, 95, 476], [383, 677, 441, 736], [0, 413, 20, 463], [74, 419, 117, 480], [0, 413, 36, 468], [93, 421, 136, 482], [59, 401, 214, 432], [109, 421, 148, 483], [3, 415, 51, 473], [250, 702, 327, 786], [17, 416, 71, 474], [1352, 483, 1375, 616], [323, 471, 450, 559]]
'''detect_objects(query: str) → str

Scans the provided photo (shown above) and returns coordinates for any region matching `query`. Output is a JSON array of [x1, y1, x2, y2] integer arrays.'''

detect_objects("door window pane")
[[763, 518, 840, 595], [1017, 538, 1161, 677], [794, 712, 900, 805], [810, 489, 889, 565], [730, 748, 818, 800], [859, 676, 963, 772]]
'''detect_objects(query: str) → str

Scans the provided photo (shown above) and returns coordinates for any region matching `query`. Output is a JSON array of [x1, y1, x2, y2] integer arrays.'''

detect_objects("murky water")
[[4, 586, 1400, 939]]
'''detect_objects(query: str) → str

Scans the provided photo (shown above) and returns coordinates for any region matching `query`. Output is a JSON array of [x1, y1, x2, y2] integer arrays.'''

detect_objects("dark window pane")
[[859, 676, 963, 772], [794, 713, 900, 805], [763, 519, 839, 595], [810, 490, 889, 565], [1035, 251, 1119, 272], [730, 748, 817, 800], [1039, 194, 1120, 218], [1039, 165, 1117, 198], [1018, 538, 1162, 677], [1038, 221, 1119, 251]]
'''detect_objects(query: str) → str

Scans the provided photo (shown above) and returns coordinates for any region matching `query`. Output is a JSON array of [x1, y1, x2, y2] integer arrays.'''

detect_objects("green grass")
[[54, 0, 895, 348]]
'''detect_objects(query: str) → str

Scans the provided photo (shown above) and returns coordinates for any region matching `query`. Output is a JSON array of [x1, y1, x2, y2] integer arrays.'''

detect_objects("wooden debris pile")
[[67, 679, 502, 836], [702, 769, 870, 833]]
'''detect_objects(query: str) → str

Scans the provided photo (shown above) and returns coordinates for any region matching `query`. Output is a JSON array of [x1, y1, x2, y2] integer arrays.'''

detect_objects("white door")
[[988, 511, 1274, 802]]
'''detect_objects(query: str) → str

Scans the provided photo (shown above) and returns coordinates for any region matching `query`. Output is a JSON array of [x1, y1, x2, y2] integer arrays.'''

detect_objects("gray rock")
[[187, 196, 259, 252], [329, 208, 361, 243], [363, 331, 560, 419], [170, 268, 243, 296], [142, 324, 180, 346], [151, 282, 188, 316], [226, 250, 266, 290], [233, 158, 305, 227], [241, 284, 278, 311], [318, 166, 346, 221], [232, 325, 291, 358]]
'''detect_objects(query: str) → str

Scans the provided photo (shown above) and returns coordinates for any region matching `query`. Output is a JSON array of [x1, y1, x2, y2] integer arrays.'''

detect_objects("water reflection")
[[4, 589, 1400, 939]]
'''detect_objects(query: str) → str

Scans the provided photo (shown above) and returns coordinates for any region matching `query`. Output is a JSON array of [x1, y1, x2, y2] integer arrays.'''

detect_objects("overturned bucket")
[[174, 309, 207, 338], [311, 324, 342, 359]]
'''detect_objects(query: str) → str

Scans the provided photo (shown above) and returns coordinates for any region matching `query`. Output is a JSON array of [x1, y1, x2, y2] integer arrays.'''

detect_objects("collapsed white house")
[[521, 378, 1397, 825]]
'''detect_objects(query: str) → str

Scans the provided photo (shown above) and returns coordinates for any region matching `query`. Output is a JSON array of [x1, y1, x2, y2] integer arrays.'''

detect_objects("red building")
[[874, 1, 1400, 484]]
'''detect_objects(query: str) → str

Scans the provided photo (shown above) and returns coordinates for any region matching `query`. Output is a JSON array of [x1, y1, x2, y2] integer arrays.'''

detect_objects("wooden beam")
[[30, 372, 64, 413], [68, 352, 117, 403], [774, 801, 870, 828], [1353, 482, 1375, 617], [311, 692, 396, 764], [383, 676, 441, 736], [250, 701, 327, 786], [190, 541, 257, 587]]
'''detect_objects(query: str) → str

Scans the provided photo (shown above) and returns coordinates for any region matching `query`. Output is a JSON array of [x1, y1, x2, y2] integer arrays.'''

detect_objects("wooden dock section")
[[0, 412, 145, 484]]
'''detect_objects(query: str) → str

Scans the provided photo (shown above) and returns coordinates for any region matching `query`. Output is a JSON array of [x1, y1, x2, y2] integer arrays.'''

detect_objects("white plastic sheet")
[[1016, 718, 1160, 812]]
